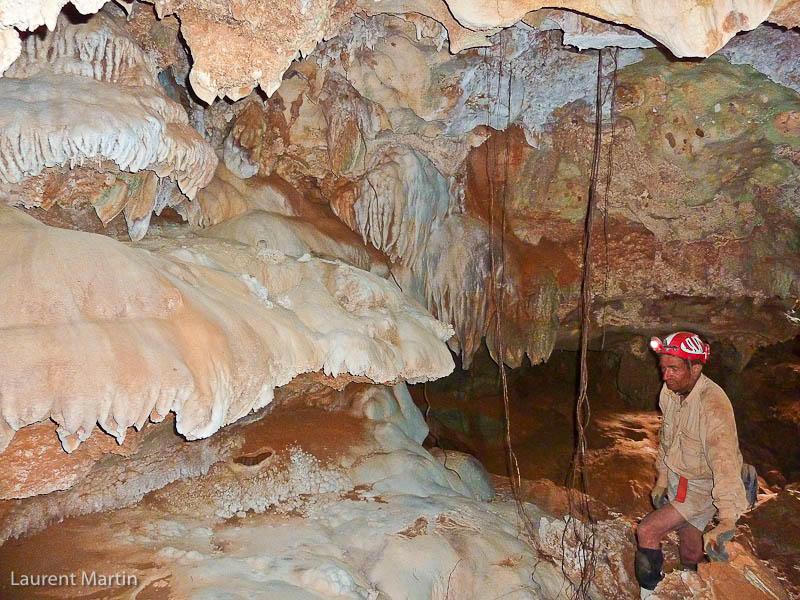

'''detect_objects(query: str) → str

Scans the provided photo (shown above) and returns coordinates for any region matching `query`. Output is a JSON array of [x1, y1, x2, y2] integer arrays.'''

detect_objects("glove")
[[703, 518, 736, 562], [651, 481, 668, 509]]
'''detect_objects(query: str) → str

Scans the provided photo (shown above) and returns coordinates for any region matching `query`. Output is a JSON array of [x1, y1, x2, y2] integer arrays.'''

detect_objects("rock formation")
[[0, 11, 217, 239], [0, 204, 453, 456]]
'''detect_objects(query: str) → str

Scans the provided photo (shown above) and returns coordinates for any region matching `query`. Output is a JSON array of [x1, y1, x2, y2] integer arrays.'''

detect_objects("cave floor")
[[0, 405, 797, 599]]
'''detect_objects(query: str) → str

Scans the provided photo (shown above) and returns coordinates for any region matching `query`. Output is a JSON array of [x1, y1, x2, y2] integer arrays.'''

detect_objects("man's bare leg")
[[676, 522, 704, 568], [637, 504, 688, 548], [635, 504, 690, 590]]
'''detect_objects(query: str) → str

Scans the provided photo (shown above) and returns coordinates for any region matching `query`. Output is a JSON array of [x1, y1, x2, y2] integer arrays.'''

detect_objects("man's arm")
[[700, 395, 747, 521], [653, 389, 669, 502]]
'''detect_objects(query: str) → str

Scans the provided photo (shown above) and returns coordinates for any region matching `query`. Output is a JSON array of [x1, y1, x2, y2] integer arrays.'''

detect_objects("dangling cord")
[[561, 47, 613, 600], [485, 28, 539, 546], [599, 47, 619, 351]]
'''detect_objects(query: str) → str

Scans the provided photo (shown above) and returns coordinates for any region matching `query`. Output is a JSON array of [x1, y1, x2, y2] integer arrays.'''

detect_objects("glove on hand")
[[703, 518, 736, 562], [650, 484, 668, 509]]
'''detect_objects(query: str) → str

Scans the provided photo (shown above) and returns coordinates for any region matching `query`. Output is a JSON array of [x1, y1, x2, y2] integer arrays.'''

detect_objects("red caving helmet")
[[649, 331, 710, 363]]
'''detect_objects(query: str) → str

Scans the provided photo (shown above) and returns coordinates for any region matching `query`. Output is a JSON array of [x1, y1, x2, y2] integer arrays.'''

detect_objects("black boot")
[[635, 547, 664, 590]]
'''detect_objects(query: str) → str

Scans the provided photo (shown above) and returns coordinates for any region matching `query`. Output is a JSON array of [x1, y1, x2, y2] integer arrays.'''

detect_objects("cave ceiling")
[[0, 0, 799, 100]]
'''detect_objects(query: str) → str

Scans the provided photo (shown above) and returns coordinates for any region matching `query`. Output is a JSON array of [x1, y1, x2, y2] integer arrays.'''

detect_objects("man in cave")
[[634, 331, 749, 591]]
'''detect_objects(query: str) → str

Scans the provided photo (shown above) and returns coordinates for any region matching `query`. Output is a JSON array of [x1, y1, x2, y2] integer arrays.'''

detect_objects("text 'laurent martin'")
[[10, 570, 138, 587]]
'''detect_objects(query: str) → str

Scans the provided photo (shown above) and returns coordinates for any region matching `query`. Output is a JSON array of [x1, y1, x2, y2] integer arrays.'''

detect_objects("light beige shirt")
[[656, 373, 748, 520]]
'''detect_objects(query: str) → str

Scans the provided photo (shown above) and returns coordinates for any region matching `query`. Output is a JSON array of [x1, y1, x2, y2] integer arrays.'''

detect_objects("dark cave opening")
[[412, 334, 800, 511]]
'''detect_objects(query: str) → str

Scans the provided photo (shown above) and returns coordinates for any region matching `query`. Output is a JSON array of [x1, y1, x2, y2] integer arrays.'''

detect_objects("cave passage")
[[0, 2, 799, 599]]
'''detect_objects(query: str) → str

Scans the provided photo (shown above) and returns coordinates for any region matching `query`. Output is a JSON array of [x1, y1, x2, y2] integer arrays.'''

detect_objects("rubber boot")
[[634, 547, 664, 591]]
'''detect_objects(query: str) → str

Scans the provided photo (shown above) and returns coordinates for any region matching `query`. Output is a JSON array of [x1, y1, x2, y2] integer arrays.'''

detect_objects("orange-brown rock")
[[0, 420, 153, 499]]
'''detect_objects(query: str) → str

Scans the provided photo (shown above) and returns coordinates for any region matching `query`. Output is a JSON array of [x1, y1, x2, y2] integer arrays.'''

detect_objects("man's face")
[[658, 354, 701, 394]]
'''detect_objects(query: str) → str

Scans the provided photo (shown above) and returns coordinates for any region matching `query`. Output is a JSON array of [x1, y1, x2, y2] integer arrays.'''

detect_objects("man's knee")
[[637, 505, 688, 550], [679, 544, 704, 565]]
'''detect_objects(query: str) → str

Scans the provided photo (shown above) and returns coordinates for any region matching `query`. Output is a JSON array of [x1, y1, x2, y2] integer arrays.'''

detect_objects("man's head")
[[649, 331, 709, 394], [658, 354, 703, 394]]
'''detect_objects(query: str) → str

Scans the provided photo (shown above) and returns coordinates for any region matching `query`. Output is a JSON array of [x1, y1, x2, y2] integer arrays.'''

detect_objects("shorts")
[[667, 470, 716, 531]]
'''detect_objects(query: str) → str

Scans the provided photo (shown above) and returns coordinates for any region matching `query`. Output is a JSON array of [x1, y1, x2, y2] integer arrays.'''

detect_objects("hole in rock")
[[232, 448, 274, 466]]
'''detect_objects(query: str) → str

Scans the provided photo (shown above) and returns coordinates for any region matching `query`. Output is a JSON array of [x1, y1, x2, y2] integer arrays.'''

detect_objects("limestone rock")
[[429, 447, 495, 501], [651, 541, 790, 599], [5, 10, 159, 87], [356, 0, 498, 53], [0, 204, 454, 455], [0, 0, 106, 32], [157, 0, 353, 103], [189, 164, 305, 227], [331, 146, 450, 268], [441, 0, 775, 57], [223, 97, 289, 178], [0, 11, 217, 239], [0, 72, 214, 196], [0, 416, 243, 542], [525, 9, 656, 50], [199, 210, 380, 273], [771, 0, 800, 27], [0, 382, 641, 599], [740, 485, 800, 595], [459, 51, 800, 358], [3, 0, 796, 101], [719, 24, 800, 94], [0, 420, 149, 499], [0, 25, 19, 74]]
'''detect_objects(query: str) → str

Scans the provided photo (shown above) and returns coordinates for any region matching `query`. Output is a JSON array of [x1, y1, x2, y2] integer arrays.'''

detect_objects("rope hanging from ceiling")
[[562, 44, 619, 600], [483, 31, 620, 599]]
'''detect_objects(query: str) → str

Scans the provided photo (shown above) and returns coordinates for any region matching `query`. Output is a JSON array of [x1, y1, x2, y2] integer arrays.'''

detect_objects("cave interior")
[[0, 0, 799, 598]]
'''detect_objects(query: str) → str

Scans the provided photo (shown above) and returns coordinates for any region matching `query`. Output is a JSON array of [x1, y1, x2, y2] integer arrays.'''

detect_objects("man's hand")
[[703, 518, 736, 562], [650, 484, 668, 509]]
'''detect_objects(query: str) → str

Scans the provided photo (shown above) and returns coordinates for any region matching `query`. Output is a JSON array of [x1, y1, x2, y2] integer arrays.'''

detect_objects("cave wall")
[[3, 4, 797, 373], [213, 12, 800, 368]]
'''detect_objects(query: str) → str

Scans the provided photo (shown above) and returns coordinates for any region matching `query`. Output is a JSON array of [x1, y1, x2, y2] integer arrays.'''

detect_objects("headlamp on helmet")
[[649, 332, 710, 363]]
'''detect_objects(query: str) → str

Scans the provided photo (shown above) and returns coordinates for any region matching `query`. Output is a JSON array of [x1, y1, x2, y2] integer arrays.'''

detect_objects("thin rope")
[[482, 33, 619, 597], [484, 29, 539, 544], [600, 47, 619, 351], [561, 47, 616, 600]]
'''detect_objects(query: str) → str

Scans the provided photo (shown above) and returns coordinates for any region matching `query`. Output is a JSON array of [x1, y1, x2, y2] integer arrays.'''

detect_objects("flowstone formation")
[[0, 385, 609, 598], [1, 383, 789, 600], [0, 204, 454, 458], [0, 11, 217, 240], [3, 6, 797, 369], [2, 0, 798, 98]]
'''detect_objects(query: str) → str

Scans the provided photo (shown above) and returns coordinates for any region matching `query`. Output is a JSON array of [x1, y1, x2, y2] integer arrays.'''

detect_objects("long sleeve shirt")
[[655, 373, 748, 521]]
